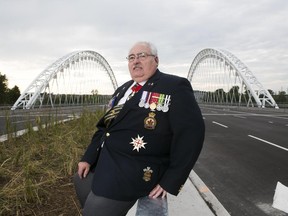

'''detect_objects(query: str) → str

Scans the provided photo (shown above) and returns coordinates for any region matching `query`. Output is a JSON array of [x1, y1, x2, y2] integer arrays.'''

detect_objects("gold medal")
[[144, 112, 157, 130], [149, 102, 157, 111], [143, 167, 153, 182]]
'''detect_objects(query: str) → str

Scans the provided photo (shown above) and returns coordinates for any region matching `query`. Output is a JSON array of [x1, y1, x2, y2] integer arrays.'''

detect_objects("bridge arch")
[[11, 50, 118, 110], [187, 48, 278, 108]]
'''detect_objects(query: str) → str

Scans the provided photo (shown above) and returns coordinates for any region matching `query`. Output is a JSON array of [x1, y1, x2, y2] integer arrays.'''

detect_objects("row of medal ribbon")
[[139, 91, 171, 112]]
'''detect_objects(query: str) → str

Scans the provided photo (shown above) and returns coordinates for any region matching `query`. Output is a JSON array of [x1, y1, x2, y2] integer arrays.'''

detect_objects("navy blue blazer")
[[81, 69, 205, 201]]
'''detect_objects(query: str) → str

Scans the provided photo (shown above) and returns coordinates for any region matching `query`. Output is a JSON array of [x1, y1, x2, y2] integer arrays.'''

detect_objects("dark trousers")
[[73, 172, 136, 216]]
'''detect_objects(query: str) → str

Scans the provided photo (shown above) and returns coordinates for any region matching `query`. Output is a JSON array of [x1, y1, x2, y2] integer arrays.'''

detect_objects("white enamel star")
[[130, 135, 147, 152]]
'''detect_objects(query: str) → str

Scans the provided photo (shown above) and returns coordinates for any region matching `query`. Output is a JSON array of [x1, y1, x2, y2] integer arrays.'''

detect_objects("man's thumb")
[[83, 168, 90, 178]]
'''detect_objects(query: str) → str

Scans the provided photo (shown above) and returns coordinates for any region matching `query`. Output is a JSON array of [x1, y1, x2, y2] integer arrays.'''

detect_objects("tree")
[[7, 85, 21, 104], [275, 91, 287, 103], [91, 89, 98, 95], [0, 73, 9, 104], [227, 86, 240, 103], [0, 72, 21, 105], [268, 89, 274, 95], [215, 88, 225, 103]]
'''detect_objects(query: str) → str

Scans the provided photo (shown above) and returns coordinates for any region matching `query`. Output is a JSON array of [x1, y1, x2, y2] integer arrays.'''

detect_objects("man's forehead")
[[129, 44, 150, 54]]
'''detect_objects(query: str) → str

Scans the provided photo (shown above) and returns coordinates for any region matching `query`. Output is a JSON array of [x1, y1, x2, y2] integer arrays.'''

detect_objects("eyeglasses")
[[126, 52, 155, 62]]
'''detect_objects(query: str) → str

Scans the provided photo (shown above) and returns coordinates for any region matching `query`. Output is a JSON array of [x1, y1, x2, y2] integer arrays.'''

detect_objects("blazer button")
[[106, 132, 110, 137]]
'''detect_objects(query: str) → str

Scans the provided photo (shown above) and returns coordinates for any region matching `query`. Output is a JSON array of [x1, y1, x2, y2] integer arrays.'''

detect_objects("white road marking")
[[233, 115, 246, 119], [248, 135, 288, 152], [212, 121, 228, 128]]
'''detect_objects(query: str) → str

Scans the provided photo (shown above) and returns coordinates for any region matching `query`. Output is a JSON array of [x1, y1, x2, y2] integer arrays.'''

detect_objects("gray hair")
[[129, 41, 158, 56]]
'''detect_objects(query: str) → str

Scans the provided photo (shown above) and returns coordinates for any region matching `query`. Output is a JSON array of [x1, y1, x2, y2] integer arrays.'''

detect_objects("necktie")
[[127, 83, 142, 101]]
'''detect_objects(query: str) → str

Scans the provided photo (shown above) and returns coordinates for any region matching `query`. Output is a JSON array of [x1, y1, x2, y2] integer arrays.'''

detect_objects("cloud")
[[0, 0, 287, 93]]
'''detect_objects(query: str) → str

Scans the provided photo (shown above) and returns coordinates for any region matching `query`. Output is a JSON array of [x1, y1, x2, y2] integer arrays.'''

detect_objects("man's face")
[[128, 44, 159, 83]]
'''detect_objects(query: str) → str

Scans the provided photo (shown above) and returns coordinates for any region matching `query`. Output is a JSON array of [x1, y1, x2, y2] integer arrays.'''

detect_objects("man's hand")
[[149, 184, 167, 198], [77, 161, 91, 179]]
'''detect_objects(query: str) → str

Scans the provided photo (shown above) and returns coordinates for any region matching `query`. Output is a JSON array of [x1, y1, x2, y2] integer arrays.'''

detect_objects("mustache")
[[133, 64, 142, 70]]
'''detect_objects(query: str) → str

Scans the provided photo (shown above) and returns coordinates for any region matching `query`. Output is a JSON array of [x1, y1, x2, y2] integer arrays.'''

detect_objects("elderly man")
[[75, 41, 205, 216]]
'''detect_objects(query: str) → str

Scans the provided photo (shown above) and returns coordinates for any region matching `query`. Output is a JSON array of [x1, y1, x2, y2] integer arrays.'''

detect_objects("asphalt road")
[[194, 105, 288, 216], [1, 105, 288, 215], [0, 105, 105, 136]]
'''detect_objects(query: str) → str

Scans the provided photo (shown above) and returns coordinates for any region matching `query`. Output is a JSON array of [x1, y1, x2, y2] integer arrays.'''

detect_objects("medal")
[[143, 167, 153, 182], [144, 92, 152, 109], [149, 92, 160, 111], [162, 106, 169, 112], [144, 112, 157, 130], [138, 91, 171, 113], [130, 135, 147, 152], [162, 95, 171, 112], [139, 100, 145, 107], [139, 91, 148, 107], [149, 102, 157, 111], [156, 94, 165, 111]]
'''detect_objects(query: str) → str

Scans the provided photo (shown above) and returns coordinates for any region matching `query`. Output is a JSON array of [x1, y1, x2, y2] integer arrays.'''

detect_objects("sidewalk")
[[127, 170, 230, 216]]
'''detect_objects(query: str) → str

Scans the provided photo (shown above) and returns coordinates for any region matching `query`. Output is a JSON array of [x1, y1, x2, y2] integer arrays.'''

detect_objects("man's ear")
[[155, 56, 159, 64]]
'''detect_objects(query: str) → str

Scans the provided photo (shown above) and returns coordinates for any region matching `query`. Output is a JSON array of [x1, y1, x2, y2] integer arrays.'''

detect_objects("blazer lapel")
[[113, 80, 134, 106], [98, 80, 133, 127]]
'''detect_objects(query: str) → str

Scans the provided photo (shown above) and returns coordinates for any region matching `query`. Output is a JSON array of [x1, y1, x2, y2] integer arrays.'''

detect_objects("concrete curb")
[[189, 170, 231, 216]]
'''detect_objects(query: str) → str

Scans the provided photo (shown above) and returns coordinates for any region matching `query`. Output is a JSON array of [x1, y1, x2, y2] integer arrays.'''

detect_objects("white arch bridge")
[[11, 48, 278, 110]]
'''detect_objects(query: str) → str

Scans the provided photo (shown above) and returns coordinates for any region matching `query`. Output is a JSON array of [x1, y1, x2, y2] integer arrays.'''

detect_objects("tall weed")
[[0, 109, 104, 215]]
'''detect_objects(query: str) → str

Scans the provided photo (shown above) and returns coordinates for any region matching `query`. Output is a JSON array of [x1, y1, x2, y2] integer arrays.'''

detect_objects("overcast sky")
[[0, 0, 287, 93]]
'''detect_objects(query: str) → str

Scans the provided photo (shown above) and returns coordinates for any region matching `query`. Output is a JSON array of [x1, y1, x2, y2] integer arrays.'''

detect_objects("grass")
[[0, 109, 104, 215]]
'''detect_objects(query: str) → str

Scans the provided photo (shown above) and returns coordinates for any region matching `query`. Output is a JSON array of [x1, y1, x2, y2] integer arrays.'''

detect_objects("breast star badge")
[[130, 135, 147, 152]]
